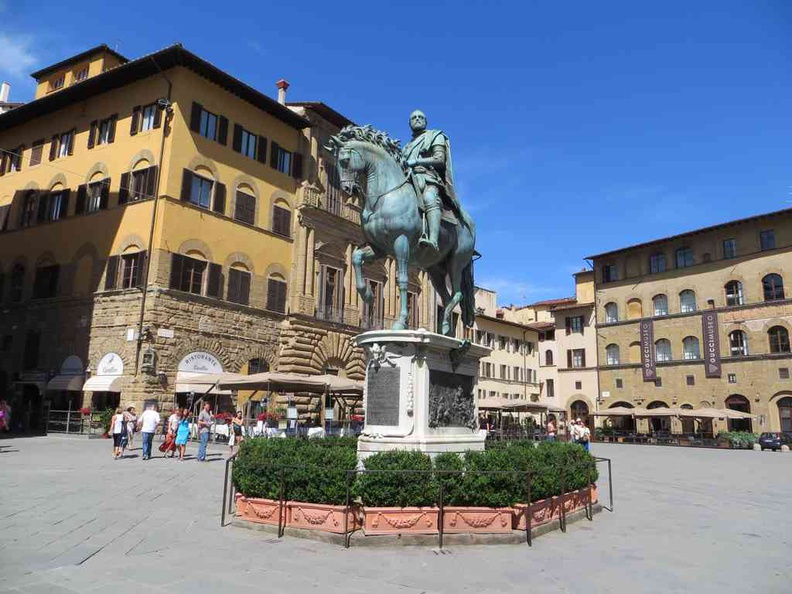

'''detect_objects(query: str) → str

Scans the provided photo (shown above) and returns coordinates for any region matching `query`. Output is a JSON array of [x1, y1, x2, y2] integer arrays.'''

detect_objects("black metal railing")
[[221, 454, 614, 548]]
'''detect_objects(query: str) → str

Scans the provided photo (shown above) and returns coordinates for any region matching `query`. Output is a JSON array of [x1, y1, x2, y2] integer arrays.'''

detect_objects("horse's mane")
[[332, 125, 404, 165]]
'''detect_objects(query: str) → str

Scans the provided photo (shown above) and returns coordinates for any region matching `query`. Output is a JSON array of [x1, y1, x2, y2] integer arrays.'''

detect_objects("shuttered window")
[[120, 166, 158, 203], [88, 114, 117, 148], [190, 102, 227, 145], [227, 268, 251, 305], [33, 265, 59, 299], [85, 178, 110, 213], [272, 205, 291, 237], [10, 264, 24, 302], [121, 251, 146, 289], [169, 253, 207, 295], [234, 191, 256, 225], [266, 277, 287, 313], [30, 140, 44, 167], [233, 124, 258, 159]]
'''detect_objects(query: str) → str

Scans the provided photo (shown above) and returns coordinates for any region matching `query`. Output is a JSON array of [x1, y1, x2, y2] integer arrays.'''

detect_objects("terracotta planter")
[[513, 484, 597, 530], [235, 496, 287, 526], [442, 507, 513, 534], [362, 506, 439, 535], [289, 501, 360, 534]]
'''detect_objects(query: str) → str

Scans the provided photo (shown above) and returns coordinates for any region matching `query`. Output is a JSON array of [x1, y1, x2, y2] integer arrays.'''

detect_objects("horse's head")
[[336, 143, 367, 197], [327, 125, 406, 200]]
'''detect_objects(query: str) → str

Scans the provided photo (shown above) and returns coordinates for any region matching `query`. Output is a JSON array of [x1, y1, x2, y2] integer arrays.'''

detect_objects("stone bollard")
[[753, 443, 762, 451], [781, 445, 790, 453]]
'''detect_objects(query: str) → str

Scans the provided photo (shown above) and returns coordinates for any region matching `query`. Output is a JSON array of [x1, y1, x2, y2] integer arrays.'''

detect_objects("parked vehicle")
[[757, 432, 792, 451]]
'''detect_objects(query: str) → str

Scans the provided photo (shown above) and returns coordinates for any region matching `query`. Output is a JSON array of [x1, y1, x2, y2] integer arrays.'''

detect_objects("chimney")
[[276, 79, 289, 105], [0, 82, 9, 103]]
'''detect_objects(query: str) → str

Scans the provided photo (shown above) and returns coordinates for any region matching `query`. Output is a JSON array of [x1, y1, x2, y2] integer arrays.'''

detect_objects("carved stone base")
[[355, 329, 488, 459]]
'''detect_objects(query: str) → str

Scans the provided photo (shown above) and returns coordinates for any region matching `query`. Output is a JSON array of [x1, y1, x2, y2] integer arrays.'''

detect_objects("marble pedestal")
[[355, 329, 490, 459]]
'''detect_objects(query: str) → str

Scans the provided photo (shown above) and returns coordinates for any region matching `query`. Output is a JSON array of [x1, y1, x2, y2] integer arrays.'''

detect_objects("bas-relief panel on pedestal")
[[428, 369, 476, 430]]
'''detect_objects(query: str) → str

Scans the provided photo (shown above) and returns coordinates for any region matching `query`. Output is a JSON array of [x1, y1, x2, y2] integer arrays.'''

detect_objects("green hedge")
[[232, 437, 358, 505], [716, 431, 757, 449], [233, 439, 597, 508], [353, 450, 436, 507]]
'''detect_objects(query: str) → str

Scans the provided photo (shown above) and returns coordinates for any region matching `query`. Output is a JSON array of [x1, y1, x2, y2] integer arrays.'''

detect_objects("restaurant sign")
[[640, 320, 656, 382], [178, 351, 223, 374], [701, 311, 722, 378]]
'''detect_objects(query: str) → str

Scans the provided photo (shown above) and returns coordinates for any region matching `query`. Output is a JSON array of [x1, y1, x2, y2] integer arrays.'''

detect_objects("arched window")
[[247, 358, 269, 374], [725, 394, 752, 432], [655, 338, 672, 362], [649, 253, 666, 274], [647, 400, 670, 432], [763, 274, 785, 302], [675, 247, 693, 268], [682, 336, 700, 360], [272, 200, 292, 237], [768, 326, 790, 354], [629, 341, 641, 363], [266, 274, 287, 313], [729, 330, 748, 356], [20, 191, 37, 228], [545, 349, 553, 366], [626, 298, 643, 320], [10, 263, 25, 302], [679, 290, 697, 313], [606, 344, 620, 365], [234, 185, 256, 225], [778, 397, 792, 433], [604, 302, 618, 323], [653, 294, 668, 316], [227, 263, 252, 305], [570, 400, 589, 427], [182, 168, 219, 212], [724, 281, 744, 306]]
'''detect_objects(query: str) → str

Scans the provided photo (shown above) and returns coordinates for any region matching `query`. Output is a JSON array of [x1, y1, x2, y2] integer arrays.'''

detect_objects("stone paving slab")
[[0, 436, 790, 593]]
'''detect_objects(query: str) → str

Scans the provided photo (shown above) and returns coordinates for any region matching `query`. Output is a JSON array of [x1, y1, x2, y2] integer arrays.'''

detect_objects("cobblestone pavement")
[[0, 437, 790, 594]]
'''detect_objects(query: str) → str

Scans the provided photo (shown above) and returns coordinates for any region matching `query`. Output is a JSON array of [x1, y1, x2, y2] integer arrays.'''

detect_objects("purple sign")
[[702, 311, 722, 378], [640, 320, 656, 382]]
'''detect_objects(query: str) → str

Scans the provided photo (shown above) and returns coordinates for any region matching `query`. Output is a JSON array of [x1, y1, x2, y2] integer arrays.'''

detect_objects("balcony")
[[316, 305, 346, 324], [300, 184, 360, 225]]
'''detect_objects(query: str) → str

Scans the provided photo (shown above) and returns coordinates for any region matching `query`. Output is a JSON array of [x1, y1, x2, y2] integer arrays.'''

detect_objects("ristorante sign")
[[701, 311, 722, 378], [640, 320, 656, 382]]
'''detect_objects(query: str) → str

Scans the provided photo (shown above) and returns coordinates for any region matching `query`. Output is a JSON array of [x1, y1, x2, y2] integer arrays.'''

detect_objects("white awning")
[[83, 375, 124, 392], [46, 374, 85, 392], [174, 372, 235, 395]]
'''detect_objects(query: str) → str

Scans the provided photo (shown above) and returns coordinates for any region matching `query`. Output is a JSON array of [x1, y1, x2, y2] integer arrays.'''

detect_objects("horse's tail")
[[461, 258, 476, 329]]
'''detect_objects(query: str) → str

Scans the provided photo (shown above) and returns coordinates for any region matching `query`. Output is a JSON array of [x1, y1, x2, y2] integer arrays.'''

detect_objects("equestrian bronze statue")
[[328, 112, 477, 337]]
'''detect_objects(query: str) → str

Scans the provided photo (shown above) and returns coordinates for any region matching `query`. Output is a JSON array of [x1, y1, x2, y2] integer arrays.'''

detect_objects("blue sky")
[[2, 1, 791, 305]]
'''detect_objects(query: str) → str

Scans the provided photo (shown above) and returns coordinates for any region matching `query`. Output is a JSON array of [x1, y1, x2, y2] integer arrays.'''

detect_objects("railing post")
[[525, 471, 532, 547], [344, 470, 352, 549], [608, 458, 614, 512], [438, 478, 445, 550], [66, 410, 70, 435], [278, 469, 286, 538], [586, 463, 593, 521], [559, 467, 566, 533], [221, 455, 231, 527]]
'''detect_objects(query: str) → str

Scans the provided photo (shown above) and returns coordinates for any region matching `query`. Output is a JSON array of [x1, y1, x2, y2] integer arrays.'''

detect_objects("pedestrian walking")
[[175, 408, 191, 460], [229, 411, 245, 456], [579, 420, 591, 453], [124, 407, 137, 449], [110, 408, 128, 459], [570, 418, 581, 444], [0, 399, 10, 433], [137, 404, 161, 461], [196, 402, 213, 461], [163, 408, 180, 458], [546, 417, 556, 442]]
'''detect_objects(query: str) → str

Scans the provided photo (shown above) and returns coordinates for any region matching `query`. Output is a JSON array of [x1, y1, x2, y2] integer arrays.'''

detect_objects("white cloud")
[[0, 32, 38, 80]]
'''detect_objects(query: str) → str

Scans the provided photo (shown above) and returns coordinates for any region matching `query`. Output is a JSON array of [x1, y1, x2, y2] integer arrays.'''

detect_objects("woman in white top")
[[110, 408, 127, 459]]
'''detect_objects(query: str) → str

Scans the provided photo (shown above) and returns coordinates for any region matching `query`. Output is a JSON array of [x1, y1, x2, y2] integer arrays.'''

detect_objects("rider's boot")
[[419, 208, 441, 251]]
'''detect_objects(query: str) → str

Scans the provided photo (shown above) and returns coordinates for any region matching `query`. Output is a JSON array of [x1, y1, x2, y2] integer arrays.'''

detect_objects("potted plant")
[[434, 450, 515, 534], [354, 450, 439, 535], [508, 441, 599, 530]]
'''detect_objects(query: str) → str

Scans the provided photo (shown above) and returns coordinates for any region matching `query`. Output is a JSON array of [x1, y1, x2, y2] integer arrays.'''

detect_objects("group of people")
[[546, 417, 591, 451], [108, 402, 246, 461]]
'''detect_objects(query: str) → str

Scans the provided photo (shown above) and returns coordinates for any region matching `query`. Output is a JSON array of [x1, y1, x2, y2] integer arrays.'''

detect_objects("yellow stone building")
[[0, 43, 444, 430], [589, 207, 792, 434]]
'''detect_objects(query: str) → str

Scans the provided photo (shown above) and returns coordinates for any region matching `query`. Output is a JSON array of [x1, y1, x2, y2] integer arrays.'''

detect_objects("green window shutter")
[[75, 184, 87, 214], [169, 253, 184, 289], [107, 114, 118, 143], [130, 106, 141, 136], [88, 120, 97, 148], [257, 136, 268, 164], [153, 106, 163, 129], [207, 263, 223, 298], [232, 124, 243, 153], [190, 102, 202, 133], [217, 116, 229, 145], [105, 255, 120, 290], [292, 152, 303, 179], [213, 182, 226, 215], [146, 165, 158, 199], [180, 169, 193, 202], [270, 142, 279, 169], [118, 172, 130, 204]]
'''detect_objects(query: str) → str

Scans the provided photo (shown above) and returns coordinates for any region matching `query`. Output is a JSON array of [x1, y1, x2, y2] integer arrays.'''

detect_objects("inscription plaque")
[[428, 370, 476, 430], [366, 366, 401, 426]]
